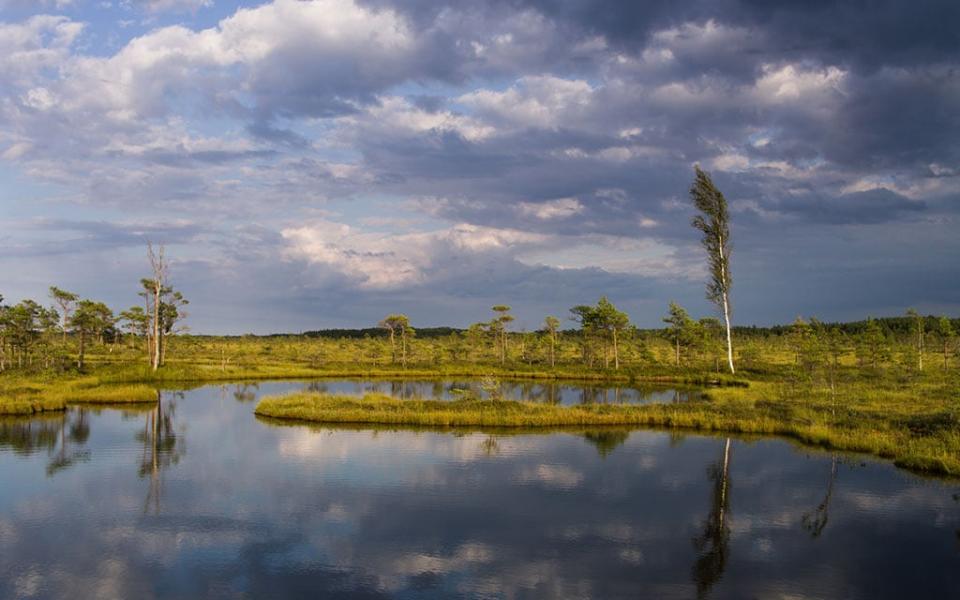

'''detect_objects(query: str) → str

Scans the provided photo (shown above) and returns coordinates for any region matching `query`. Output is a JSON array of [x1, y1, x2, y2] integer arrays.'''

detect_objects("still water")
[[0, 380, 957, 599], [281, 378, 701, 405]]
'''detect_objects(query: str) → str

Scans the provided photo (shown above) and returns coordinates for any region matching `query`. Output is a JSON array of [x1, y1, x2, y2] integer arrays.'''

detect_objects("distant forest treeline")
[[293, 316, 960, 340]]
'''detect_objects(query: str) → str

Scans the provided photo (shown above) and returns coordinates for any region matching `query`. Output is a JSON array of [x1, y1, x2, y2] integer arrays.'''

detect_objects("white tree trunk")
[[152, 280, 161, 371], [148, 243, 166, 372], [718, 438, 731, 527], [722, 293, 734, 374], [918, 326, 923, 372], [717, 235, 735, 375]]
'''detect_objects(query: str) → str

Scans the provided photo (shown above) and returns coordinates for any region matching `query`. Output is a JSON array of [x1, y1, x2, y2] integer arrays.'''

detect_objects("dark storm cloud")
[[1, 0, 957, 330], [715, 0, 959, 70], [376, 0, 960, 70], [773, 189, 927, 225], [356, 0, 959, 174], [0, 218, 208, 259], [822, 67, 960, 170]]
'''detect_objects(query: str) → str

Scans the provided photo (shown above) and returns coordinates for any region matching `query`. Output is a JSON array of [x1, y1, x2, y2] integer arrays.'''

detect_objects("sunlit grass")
[[3, 335, 958, 475], [0, 373, 156, 414], [255, 379, 960, 477], [94, 361, 749, 387]]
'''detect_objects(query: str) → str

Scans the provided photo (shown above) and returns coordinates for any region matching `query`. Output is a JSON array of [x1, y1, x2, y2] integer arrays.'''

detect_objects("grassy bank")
[[0, 360, 739, 415], [94, 361, 749, 387], [254, 382, 960, 477], [0, 374, 158, 415]]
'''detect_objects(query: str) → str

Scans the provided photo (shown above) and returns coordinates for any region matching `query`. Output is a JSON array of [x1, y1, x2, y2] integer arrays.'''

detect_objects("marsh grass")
[[0, 373, 157, 414], [3, 345, 958, 476], [0, 359, 740, 415], [96, 361, 749, 387], [55, 384, 157, 404], [255, 381, 960, 477]]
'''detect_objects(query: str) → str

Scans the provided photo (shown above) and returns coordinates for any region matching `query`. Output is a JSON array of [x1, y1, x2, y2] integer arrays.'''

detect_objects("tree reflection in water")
[[305, 381, 327, 394], [138, 391, 183, 515], [480, 435, 500, 456], [692, 437, 732, 599], [46, 409, 92, 476], [0, 411, 94, 475], [582, 430, 630, 458], [0, 414, 64, 456], [954, 493, 959, 548], [802, 454, 839, 538], [232, 383, 259, 403]]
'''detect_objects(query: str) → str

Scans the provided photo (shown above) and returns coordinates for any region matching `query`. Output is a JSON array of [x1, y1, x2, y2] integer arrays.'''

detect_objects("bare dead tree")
[[147, 243, 167, 372]]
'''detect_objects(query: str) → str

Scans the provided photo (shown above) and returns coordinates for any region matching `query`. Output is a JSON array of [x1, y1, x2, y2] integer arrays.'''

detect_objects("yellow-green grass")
[[0, 395, 66, 415], [255, 384, 960, 477], [0, 374, 157, 415], [55, 384, 157, 405], [0, 359, 741, 414], [93, 361, 748, 387]]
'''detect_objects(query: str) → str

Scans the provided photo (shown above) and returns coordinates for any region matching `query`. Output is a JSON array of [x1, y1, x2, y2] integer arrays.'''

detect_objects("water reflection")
[[137, 391, 183, 514], [232, 383, 260, 403], [581, 430, 631, 458], [234, 378, 701, 406], [480, 435, 500, 456], [955, 493, 960, 548], [802, 454, 839, 538], [0, 414, 64, 455], [692, 437, 732, 599], [0, 382, 957, 599], [46, 410, 92, 476], [0, 411, 94, 476]]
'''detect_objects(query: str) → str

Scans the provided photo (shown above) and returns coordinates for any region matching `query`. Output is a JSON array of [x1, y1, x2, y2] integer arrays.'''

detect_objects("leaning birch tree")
[[690, 166, 735, 374]]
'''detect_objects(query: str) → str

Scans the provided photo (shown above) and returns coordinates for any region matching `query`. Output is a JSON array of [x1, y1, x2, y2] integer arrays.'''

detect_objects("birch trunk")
[[151, 279, 161, 371], [717, 236, 735, 375]]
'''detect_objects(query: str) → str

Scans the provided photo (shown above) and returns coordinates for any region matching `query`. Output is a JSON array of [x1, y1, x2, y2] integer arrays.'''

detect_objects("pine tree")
[[663, 302, 696, 367]]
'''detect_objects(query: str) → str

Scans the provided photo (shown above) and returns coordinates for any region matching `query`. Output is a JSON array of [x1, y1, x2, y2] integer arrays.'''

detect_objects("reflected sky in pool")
[[232, 378, 701, 406], [0, 381, 957, 599]]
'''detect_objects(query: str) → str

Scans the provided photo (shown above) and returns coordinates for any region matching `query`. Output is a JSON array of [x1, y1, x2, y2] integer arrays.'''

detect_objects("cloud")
[[136, 0, 212, 13], [459, 76, 596, 129], [773, 188, 927, 225], [518, 197, 584, 220], [0, 0, 957, 329], [518, 464, 585, 489], [281, 220, 551, 289], [0, 0, 75, 9], [0, 15, 83, 85], [0, 217, 207, 256]]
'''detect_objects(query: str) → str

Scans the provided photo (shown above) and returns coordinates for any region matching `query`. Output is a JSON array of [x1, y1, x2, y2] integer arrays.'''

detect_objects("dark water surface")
[[276, 377, 702, 405], [0, 381, 957, 599]]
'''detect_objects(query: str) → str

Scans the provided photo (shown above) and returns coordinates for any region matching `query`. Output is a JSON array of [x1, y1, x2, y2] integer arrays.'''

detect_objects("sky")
[[0, 0, 957, 334]]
